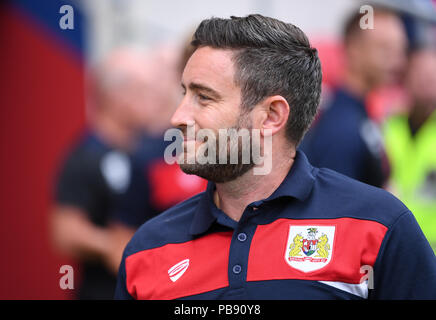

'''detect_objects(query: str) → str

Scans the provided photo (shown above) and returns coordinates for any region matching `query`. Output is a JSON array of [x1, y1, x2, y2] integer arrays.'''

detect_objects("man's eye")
[[198, 94, 211, 101]]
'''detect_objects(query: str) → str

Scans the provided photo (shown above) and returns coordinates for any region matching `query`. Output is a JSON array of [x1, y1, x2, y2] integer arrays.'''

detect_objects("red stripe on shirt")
[[126, 231, 232, 299], [247, 218, 387, 284]]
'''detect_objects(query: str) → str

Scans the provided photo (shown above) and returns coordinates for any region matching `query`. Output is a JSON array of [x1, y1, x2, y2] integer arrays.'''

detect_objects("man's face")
[[406, 50, 436, 110], [350, 13, 407, 88], [170, 46, 257, 182], [101, 48, 181, 133]]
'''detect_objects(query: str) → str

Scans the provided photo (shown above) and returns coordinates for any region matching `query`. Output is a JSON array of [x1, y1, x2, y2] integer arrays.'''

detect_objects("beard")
[[178, 112, 260, 183]]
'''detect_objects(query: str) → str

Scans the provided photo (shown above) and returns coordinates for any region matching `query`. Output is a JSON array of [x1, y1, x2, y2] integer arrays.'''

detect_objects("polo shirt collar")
[[264, 150, 316, 202], [189, 150, 316, 236], [189, 182, 217, 236]]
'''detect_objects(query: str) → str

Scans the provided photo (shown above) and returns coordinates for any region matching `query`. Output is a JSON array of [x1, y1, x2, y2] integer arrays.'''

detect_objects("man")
[[109, 44, 207, 231], [53, 45, 207, 299], [384, 47, 436, 252], [115, 15, 436, 300], [300, 8, 407, 188], [51, 47, 172, 299]]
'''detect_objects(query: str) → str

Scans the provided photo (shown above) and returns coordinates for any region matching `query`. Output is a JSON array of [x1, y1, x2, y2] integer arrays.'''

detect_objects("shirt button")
[[232, 264, 242, 274], [237, 232, 247, 242]]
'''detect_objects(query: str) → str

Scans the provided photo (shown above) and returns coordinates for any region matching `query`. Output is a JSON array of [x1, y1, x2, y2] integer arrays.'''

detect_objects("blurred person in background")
[[113, 41, 207, 225], [51, 47, 168, 299], [51, 42, 207, 299], [384, 46, 436, 252], [300, 7, 408, 188]]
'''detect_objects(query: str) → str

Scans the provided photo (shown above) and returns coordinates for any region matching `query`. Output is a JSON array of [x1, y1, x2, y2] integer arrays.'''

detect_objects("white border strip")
[[319, 280, 369, 299]]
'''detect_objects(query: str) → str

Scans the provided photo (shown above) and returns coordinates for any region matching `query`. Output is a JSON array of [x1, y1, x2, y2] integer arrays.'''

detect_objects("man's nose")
[[170, 96, 194, 128]]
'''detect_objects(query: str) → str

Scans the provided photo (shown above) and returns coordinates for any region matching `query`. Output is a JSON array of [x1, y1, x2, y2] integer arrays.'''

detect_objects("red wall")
[[0, 5, 85, 299]]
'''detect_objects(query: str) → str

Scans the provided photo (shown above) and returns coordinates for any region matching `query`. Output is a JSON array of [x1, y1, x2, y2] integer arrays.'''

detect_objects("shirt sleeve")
[[55, 151, 97, 214], [370, 210, 436, 299]]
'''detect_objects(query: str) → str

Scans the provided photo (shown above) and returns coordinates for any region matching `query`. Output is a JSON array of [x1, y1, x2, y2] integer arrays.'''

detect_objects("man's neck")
[[214, 149, 295, 222], [343, 68, 370, 99], [92, 113, 137, 152]]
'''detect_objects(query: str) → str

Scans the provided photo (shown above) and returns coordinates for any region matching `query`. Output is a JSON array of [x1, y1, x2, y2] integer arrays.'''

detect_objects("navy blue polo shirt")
[[300, 87, 389, 188], [115, 151, 436, 300]]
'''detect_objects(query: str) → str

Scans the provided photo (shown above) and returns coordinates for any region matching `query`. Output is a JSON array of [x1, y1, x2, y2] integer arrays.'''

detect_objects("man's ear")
[[257, 95, 290, 137]]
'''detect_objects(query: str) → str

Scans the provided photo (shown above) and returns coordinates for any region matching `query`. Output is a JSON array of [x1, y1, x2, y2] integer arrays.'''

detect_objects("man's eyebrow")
[[185, 82, 223, 100]]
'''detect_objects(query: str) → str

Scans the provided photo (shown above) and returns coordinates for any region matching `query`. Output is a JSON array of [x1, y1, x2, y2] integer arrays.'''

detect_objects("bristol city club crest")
[[285, 225, 335, 272]]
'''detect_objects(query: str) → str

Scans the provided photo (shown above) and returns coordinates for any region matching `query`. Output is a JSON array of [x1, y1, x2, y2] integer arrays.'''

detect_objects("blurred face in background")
[[92, 47, 180, 133], [406, 49, 436, 111], [346, 11, 407, 89]]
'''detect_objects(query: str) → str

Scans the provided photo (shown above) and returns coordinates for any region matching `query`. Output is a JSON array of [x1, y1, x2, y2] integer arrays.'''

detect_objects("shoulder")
[[308, 104, 366, 151], [57, 139, 94, 181], [60, 134, 109, 171], [321, 90, 365, 124], [312, 167, 409, 227], [124, 192, 205, 257]]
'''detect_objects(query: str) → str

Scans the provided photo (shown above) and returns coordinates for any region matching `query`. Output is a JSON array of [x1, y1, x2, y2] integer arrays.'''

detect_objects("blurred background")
[[0, 0, 435, 299]]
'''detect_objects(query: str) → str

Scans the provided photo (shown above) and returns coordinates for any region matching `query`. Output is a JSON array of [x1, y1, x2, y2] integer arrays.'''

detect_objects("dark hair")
[[191, 14, 322, 146]]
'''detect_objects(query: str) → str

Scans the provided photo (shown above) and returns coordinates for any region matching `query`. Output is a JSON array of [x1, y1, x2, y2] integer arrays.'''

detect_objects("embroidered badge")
[[285, 226, 335, 272]]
